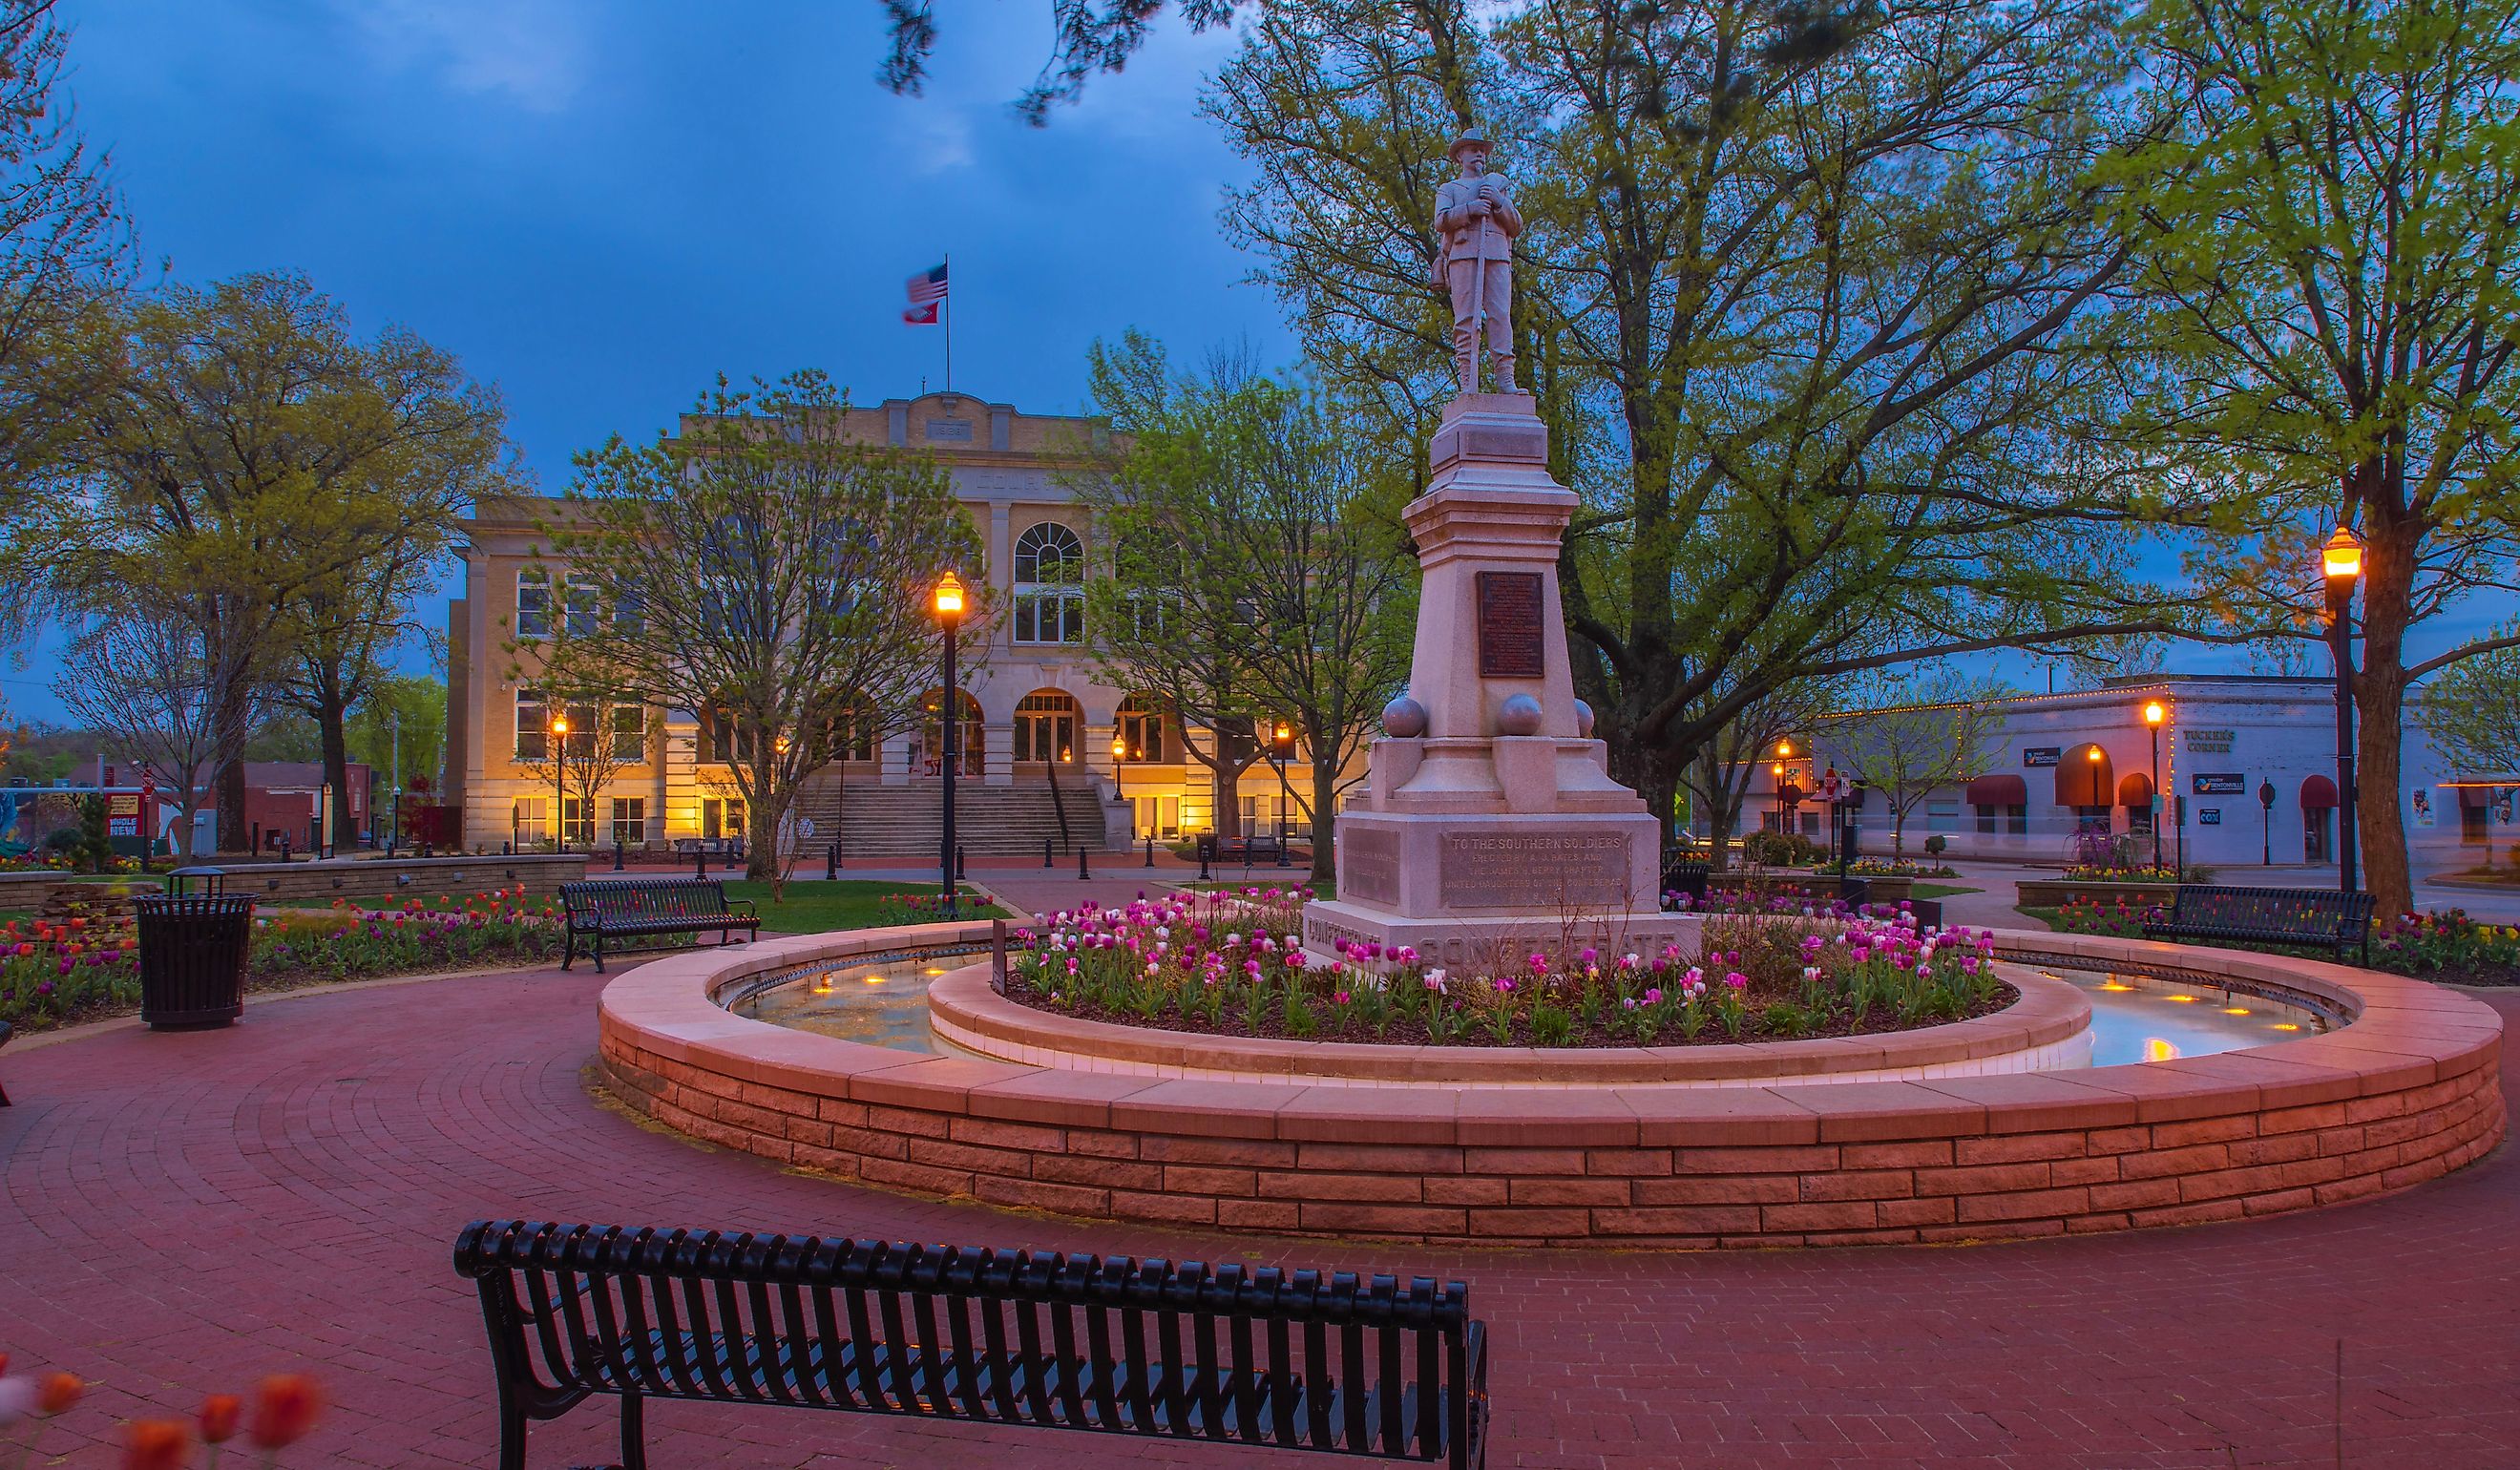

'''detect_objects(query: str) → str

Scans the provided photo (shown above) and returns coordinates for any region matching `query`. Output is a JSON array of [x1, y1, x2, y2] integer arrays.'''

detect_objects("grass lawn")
[[719, 879, 1006, 934], [1912, 883, 1983, 900]]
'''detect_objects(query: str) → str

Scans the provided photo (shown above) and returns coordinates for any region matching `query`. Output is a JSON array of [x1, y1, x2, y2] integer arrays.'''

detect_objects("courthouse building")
[[443, 390, 1332, 856]]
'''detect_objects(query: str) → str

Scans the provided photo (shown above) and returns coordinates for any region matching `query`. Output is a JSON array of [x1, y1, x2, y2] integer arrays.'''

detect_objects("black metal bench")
[[2142, 885, 2374, 964], [557, 878, 759, 974], [453, 1219, 1489, 1470]]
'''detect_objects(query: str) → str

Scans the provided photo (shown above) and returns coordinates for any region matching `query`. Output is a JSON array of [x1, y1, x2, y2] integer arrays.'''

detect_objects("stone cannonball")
[[1575, 699, 1595, 738], [1381, 695, 1429, 738], [1497, 693, 1544, 736]]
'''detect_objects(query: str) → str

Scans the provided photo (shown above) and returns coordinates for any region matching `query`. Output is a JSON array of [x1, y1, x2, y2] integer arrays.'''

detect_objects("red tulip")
[[36, 1371, 82, 1415], [199, 1393, 242, 1443], [124, 1419, 193, 1470], [246, 1375, 321, 1449]]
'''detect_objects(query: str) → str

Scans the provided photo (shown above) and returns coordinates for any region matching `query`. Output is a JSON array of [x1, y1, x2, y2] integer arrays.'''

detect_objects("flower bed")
[[1008, 888, 2009, 1048], [2047, 898, 2520, 985], [0, 887, 562, 1032]]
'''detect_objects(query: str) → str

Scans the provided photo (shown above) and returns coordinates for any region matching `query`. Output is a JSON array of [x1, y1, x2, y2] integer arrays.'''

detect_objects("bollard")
[[1043, 837, 1054, 869], [1079, 847, 1091, 879], [1276, 835, 1292, 868], [825, 842, 837, 881], [956, 845, 968, 880], [281, 835, 293, 864], [694, 848, 707, 879], [1144, 833, 1155, 868], [613, 843, 625, 872]]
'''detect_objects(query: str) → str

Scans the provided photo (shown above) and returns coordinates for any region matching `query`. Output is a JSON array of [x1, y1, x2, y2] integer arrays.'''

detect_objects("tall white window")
[[1012, 522, 1084, 645], [514, 688, 548, 759], [610, 704, 645, 761], [515, 570, 551, 639], [564, 572, 603, 637], [610, 797, 647, 847]]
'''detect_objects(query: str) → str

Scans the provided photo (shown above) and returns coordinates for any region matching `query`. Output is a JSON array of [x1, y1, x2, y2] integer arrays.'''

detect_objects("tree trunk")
[[2357, 517, 2419, 917], [318, 683, 356, 851], [1309, 752, 1338, 890], [747, 755, 781, 887], [214, 679, 251, 852], [1213, 753, 1241, 844]]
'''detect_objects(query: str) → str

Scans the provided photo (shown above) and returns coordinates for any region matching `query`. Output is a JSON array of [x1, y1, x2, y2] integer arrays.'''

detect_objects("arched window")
[[1015, 522, 1084, 583], [1013, 521, 1085, 644], [1015, 689, 1081, 764]]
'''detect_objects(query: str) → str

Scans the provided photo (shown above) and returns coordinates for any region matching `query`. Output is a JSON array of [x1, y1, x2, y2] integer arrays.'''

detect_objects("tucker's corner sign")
[[2183, 727, 2236, 754]]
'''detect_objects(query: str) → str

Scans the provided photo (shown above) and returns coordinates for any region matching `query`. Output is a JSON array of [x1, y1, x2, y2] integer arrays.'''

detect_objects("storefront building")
[[1740, 674, 2513, 873]]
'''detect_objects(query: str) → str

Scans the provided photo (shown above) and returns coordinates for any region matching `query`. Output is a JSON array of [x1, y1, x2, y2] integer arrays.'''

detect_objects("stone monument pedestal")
[[1301, 392, 1689, 967]]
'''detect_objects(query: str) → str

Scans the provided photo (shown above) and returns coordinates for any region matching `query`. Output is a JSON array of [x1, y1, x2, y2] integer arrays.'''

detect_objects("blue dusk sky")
[[0, 3, 2495, 720], [3, 0, 1288, 718]]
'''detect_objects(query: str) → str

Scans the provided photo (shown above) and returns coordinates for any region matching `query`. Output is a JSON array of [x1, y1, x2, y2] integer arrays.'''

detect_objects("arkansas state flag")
[[903, 262, 948, 325]]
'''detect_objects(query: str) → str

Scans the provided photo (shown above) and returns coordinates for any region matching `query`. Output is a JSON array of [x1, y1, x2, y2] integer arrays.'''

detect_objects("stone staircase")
[[791, 774, 1120, 857]]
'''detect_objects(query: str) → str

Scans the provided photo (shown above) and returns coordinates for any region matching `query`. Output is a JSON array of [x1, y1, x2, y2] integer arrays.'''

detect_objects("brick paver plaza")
[[3, 964, 2513, 1468]]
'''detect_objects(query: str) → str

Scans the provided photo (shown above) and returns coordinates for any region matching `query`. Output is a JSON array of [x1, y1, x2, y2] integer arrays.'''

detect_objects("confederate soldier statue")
[[1431, 128, 1523, 394]]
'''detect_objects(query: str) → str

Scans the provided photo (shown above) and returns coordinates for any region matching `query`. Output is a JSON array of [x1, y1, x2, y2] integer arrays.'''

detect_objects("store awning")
[[2300, 774, 2338, 809], [2054, 746, 2113, 807], [1965, 773, 2027, 806], [2117, 772, 2154, 807]]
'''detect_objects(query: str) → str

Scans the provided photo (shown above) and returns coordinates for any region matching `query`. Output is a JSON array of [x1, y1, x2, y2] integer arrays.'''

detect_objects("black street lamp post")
[[2258, 779, 2276, 867], [550, 712, 570, 854], [933, 572, 966, 917], [2322, 528, 2362, 894], [2142, 699, 2167, 872], [1270, 722, 1296, 867]]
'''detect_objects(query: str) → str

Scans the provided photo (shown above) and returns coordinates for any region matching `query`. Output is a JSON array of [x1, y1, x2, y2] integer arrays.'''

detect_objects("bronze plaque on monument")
[[1476, 571, 1546, 679], [1342, 828, 1400, 906], [1438, 831, 1631, 909]]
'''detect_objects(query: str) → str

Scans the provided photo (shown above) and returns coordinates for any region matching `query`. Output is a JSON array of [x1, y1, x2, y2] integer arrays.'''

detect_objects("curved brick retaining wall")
[[597, 924, 2505, 1247], [925, 965, 2097, 1086]]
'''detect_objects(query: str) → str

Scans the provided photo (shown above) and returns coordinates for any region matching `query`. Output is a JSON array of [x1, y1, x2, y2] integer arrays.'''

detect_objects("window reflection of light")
[[862, 974, 886, 984], [2272, 1022, 2301, 1032], [924, 966, 948, 976], [2099, 981, 2135, 992], [2223, 1006, 2251, 1016], [2145, 1038, 2181, 1062], [2167, 994, 2199, 1003]]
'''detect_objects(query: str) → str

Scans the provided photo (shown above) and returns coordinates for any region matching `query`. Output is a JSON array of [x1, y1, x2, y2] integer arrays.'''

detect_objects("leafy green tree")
[[10, 273, 513, 850], [50, 596, 240, 858], [539, 371, 980, 886], [1080, 336, 1418, 885], [2108, 0, 2520, 915], [1820, 673, 2009, 856], [2412, 634, 2520, 779], [1207, 0, 2191, 848], [0, 2, 136, 507], [346, 674, 448, 799]]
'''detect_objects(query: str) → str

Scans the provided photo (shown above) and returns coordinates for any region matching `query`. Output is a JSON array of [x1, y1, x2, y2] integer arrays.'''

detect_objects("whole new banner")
[[2191, 772, 2246, 795]]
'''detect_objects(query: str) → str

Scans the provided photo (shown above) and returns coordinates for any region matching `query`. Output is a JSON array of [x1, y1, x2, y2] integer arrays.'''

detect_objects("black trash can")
[[135, 867, 254, 1029]]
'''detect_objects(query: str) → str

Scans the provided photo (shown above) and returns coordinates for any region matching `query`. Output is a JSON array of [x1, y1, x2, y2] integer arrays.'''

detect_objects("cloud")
[[331, 0, 589, 113]]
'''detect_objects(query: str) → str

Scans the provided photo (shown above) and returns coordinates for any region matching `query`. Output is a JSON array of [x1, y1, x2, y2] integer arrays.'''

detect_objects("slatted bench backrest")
[[2170, 886, 2372, 936], [559, 880, 729, 925], [453, 1220, 1478, 1464]]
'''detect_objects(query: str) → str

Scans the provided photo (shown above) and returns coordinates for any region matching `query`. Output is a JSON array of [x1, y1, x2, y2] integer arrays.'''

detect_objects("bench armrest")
[[725, 898, 758, 918]]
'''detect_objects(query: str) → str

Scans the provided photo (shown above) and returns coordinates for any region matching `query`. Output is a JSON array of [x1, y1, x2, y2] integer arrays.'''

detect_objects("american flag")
[[903, 262, 948, 325]]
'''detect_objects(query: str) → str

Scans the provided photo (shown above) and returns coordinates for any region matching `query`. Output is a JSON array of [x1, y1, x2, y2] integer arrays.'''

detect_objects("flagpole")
[[943, 252, 953, 393]]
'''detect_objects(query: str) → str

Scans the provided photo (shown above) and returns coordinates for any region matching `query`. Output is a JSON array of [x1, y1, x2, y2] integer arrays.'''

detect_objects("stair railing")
[[1042, 754, 1075, 855]]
